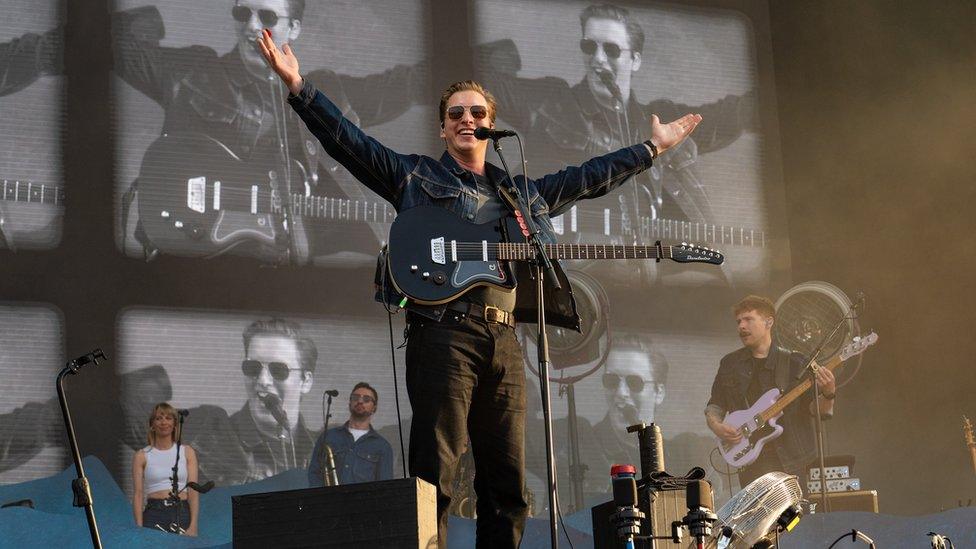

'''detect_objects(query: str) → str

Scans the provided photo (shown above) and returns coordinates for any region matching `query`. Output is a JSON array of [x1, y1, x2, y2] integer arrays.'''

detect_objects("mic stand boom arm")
[[56, 349, 107, 549], [490, 133, 561, 548]]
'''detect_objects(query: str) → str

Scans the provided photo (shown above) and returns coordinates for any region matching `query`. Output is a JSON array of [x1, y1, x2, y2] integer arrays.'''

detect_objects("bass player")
[[705, 295, 836, 487]]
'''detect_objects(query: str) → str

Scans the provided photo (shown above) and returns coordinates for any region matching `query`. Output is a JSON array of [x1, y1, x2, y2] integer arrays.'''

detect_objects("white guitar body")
[[720, 388, 785, 468]]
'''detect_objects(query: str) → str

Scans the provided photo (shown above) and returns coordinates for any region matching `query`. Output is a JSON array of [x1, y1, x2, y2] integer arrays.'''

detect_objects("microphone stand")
[[168, 411, 186, 533], [320, 390, 338, 484], [794, 299, 860, 513], [55, 349, 107, 549], [490, 133, 562, 548]]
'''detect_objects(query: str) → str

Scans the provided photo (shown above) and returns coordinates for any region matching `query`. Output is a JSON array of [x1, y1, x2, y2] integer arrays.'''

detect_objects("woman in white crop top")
[[131, 402, 199, 536]]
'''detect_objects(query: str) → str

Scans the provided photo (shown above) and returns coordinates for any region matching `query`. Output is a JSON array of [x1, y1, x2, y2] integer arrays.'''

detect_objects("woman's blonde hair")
[[146, 402, 181, 447]]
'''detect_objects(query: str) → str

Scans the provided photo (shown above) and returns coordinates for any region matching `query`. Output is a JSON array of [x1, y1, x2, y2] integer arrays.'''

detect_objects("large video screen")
[[0, 304, 65, 485], [0, 1, 64, 251], [115, 307, 408, 493], [473, 0, 786, 288], [112, 0, 434, 267]]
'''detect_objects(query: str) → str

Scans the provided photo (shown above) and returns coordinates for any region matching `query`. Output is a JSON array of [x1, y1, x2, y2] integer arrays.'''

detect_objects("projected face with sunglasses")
[[439, 91, 494, 166], [241, 333, 313, 436], [602, 348, 665, 440], [233, 0, 301, 78], [581, 17, 642, 109]]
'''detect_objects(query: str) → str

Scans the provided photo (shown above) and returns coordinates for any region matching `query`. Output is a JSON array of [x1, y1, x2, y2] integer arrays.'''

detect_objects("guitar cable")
[[707, 446, 739, 498], [377, 247, 409, 478]]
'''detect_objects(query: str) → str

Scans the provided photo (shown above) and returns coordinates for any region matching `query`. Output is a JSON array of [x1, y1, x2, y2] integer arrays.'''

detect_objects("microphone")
[[259, 393, 291, 432], [177, 409, 189, 418], [609, 464, 644, 547], [325, 389, 339, 397], [596, 69, 624, 103], [473, 127, 517, 140], [683, 480, 718, 546]]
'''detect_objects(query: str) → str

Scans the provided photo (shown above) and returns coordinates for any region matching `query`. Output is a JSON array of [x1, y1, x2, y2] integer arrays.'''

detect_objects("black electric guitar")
[[136, 133, 395, 259], [386, 205, 724, 305]]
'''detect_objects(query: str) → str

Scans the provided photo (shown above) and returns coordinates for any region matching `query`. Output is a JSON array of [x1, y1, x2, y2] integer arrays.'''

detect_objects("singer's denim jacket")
[[287, 80, 654, 329], [307, 423, 393, 486]]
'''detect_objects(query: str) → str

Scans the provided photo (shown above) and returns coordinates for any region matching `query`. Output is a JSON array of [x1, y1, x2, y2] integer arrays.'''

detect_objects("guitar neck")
[[288, 194, 394, 223], [759, 354, 843, 422], [2, 180, 64, 205], [557, 206, 767, 248], [496, 242, 669, 261]]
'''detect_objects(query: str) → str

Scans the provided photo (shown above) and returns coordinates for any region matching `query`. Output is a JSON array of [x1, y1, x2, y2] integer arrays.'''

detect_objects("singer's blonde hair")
[[146, 402, 181, 447]]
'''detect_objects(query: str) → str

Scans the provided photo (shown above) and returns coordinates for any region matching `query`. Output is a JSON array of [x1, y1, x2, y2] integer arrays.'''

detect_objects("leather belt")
[[445, 301, 516, 328], [146, 498, 187, 508]]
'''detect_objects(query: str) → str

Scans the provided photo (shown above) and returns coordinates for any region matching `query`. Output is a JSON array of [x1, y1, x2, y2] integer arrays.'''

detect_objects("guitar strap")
[[771, 345, 793, 394]]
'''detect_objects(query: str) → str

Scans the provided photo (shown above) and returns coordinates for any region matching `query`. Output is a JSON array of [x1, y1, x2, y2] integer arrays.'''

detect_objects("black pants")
[[405, 312, 528, 549], [142, 498, 190, 534]]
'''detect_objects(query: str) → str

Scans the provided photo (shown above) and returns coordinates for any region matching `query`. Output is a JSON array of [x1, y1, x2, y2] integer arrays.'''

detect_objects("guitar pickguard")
[[451, 260, 508, 287], [211, 210, 277, 245]]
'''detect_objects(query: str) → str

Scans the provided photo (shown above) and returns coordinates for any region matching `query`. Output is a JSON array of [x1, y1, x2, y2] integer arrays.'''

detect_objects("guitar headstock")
[[965, 416, 975, 448], [670, 242, 724, 265], [838, 332, 878, 361]]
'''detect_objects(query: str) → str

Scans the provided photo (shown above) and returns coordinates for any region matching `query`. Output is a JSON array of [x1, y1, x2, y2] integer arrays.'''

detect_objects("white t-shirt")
[[348, 427, 369, 441], [143, 444, 188, 494]]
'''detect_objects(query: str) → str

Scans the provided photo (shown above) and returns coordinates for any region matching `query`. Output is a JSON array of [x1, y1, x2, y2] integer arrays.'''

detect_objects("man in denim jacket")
[[308, 382, 393, 487], [258, 29, 701, 548]]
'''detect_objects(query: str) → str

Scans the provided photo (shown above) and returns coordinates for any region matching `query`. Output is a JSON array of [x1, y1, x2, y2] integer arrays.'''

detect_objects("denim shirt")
[[287, 80, 654, 328], [307, 423, 393, 487]]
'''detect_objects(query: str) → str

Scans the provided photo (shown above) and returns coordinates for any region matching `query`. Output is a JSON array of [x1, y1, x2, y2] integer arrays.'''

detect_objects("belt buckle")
[[483, 305, 509, 326], [162, 498, 175, 507]]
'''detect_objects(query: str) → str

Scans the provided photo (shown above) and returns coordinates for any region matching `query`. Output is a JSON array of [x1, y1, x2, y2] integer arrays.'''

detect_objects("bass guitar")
[[386, 205, 724, 305], [718, 332, 878, 468]]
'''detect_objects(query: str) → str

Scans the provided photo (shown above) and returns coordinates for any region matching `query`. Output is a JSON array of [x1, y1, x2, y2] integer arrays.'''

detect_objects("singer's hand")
[[185, 525, 198, 537], [648, 113, 703, 156], [256, 29, 302, 95]]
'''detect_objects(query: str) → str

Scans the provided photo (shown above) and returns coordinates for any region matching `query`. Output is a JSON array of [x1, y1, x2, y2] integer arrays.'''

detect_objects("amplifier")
[[810, 489, 879, 513], [232, 477, 437, 548], [592, 487, 687, 548], [808, 466, 851, 480], [807, 478, 861, 493]]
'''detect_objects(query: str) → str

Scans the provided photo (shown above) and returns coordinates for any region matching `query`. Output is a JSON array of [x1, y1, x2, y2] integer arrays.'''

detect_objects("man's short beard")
[[351, 410, 373, 421]]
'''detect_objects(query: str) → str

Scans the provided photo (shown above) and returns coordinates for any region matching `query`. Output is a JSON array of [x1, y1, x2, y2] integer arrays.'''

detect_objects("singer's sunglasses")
[[446, 105, 488, 121], [241, 359, 303, 381], [350, 394, 376, 404], [579, 38, 630, 60], [602, 373, 648, 393], [232, 5, 286, 27]]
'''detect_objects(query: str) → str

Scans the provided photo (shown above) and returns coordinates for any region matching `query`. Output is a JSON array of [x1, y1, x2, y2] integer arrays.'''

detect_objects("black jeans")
[[405, 312, 528, 549], [142, 498, 190, 534]]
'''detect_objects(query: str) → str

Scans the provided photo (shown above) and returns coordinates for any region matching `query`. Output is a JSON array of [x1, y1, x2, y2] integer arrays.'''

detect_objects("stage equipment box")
[[811, 489, 879, 513], [232, 477, 436, 548], [592, 487, 687, 549]]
